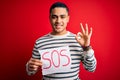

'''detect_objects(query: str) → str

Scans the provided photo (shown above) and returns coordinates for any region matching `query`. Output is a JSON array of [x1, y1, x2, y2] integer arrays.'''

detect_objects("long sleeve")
[[26, 42, 40, 75], [81, 49, 97, 72]]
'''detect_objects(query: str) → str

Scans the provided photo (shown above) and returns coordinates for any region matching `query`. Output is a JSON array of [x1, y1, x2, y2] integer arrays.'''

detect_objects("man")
[[26, 2, 97, 80]]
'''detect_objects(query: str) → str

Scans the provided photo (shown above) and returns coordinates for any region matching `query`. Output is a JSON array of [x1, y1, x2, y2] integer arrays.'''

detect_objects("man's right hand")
[[27, 58, 42, 72]]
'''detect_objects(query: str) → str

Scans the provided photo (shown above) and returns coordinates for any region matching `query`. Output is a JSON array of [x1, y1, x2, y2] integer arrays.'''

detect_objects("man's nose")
[[56, 17, 61, 22]]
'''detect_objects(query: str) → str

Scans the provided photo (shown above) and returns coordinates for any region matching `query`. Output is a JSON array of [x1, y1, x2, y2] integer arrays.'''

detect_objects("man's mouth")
[[55, 24, 62, 29]]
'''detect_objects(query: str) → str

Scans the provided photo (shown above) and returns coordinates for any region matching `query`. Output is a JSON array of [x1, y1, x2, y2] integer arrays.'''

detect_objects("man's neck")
[[51, 31, 68, 36]]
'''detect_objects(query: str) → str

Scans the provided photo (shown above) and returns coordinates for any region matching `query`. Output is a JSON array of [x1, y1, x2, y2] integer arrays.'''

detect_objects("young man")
[[26, 2, 97, 80]]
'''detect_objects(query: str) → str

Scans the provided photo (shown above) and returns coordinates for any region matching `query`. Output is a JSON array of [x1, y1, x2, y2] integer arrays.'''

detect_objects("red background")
[[0, 0, 120, 80]]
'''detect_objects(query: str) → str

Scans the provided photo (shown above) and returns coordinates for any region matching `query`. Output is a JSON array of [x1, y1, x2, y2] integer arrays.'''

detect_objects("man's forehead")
[[51, 7, 68, 15], [51, 14, 67, 16]]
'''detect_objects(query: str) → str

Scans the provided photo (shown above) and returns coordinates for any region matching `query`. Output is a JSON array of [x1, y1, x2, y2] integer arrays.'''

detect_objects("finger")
[[80, 23, 85, 34], [31, 58, 42, 63], [89, 27, 92, 37], [75, 32, 83, 42], [30, 58, 42, 66], [33, 61, 42, 66], [85, 23, 88, 35], [29, 65, 38, 71], [77, 32, 83, 39]]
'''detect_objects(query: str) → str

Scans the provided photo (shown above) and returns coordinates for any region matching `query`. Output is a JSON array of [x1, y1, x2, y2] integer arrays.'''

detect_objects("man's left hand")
[[75, 23, 92, 47]]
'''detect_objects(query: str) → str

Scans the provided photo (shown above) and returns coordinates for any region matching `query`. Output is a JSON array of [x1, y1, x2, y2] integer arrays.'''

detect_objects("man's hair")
[[49, 2, 69, 14]]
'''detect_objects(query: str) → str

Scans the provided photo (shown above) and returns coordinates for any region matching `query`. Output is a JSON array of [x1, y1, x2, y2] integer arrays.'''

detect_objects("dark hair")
[[49, 2, 69, 14]]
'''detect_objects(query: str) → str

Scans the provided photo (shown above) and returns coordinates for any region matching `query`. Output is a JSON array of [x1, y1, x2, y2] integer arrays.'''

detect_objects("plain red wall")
[[0, 0, 120, 80]]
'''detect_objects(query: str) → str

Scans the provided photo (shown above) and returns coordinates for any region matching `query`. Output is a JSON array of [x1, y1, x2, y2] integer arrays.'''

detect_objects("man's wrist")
[[82, 45, 92, 51]]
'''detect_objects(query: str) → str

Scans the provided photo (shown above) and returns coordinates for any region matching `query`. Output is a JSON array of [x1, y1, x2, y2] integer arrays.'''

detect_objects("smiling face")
[[50, 7, 69, 35]]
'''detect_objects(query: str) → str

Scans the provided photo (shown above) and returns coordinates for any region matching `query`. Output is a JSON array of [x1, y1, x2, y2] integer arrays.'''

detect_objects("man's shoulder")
[[35, 33, 50, 43], [68, 31, 76, 37]]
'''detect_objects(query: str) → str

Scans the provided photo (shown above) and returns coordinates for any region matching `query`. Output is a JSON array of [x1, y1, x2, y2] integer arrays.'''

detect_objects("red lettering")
[[42, 52, 51, 69], [60, 49, 70, 66], [51, 50, 60, 68], [41, 48, 70, 69]]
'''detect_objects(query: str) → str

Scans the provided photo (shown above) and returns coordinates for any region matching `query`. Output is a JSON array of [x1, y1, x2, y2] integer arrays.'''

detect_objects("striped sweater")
[[26, 31, 97, 80]]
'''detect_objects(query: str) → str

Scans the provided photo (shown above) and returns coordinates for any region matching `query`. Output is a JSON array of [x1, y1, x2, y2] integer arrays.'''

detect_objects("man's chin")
[[55, 30, 61, 33], [54, 29, 63, 33]]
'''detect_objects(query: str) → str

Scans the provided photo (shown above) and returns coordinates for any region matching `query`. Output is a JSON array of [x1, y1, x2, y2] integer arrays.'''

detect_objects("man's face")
[[50, 7, 69, 35]]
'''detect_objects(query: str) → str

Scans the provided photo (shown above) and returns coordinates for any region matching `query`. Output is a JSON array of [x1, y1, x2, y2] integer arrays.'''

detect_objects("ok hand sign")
[[75, 23, 92, 47]]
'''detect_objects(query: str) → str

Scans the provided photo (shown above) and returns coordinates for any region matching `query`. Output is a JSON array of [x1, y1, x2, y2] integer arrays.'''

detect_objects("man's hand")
[[28, 58, 42, 72], [75, 23, 92, 47]]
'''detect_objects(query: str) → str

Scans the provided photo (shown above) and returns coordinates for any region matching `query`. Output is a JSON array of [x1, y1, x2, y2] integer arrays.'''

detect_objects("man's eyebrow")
[[51, 14, 67, 17], [51, 14, 57, 16], [60, 15, 68, 18]]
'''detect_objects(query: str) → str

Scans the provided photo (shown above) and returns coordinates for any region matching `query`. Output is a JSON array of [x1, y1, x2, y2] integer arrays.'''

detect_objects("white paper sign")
[[38, 46, 71, 75]]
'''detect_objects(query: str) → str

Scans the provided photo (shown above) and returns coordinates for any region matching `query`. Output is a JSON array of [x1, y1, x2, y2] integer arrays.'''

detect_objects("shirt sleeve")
[[81, 49, 97, 72], [26, 41, 41, 75]]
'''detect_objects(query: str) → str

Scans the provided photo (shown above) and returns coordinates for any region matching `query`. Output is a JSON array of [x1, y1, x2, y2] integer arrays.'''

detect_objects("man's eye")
[[61, 16, 66, 19], [51, 16, 57, 19]]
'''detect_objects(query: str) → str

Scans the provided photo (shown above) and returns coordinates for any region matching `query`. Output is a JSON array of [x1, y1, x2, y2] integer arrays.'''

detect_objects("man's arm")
[[75, 23, 97, 71], [26, 58, 42, 75], [81, 48, 97, 72], [26, 42, 42, 75]]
